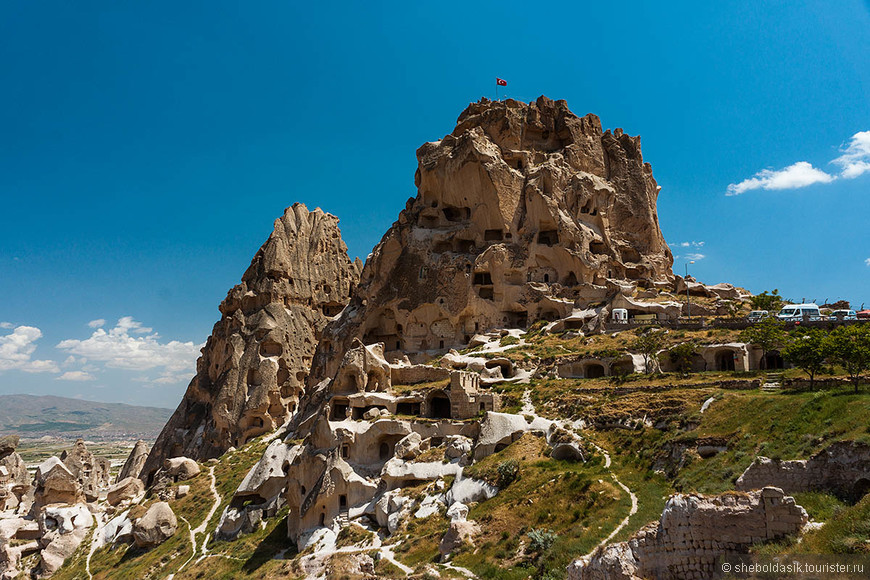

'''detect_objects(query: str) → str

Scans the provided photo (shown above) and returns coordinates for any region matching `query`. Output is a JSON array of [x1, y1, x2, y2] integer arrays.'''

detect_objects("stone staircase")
[[761, 371, 783, 392], [338, 508, 350, 528]]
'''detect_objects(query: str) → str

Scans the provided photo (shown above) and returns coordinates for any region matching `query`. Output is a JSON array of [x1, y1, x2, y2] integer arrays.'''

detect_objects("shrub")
[[497, 459, 520, 487], [526, 528, 558, 554]]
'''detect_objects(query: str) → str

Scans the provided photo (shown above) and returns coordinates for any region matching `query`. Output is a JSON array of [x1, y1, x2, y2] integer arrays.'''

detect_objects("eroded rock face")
[[132, 502, 177, 549], [311, 96, 673, 382], [60, 439, 111, 502], [141, 203, 360, 482], [116, 440, 149, 483], [567, 487, 808, 580]]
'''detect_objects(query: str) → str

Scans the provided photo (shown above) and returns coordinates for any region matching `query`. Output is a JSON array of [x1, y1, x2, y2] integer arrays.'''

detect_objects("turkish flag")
[[496, 78, 507, 86]]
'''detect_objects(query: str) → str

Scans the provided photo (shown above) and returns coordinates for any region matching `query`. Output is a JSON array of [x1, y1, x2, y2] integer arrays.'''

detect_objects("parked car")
[[858, 310, 870, 320], [747, 310, 769, 323], [829, 309, 858, 321], [776, 303, 822, 322]]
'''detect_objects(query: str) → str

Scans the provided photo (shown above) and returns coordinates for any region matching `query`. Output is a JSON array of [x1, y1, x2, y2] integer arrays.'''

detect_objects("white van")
[[776, 304, 821, 322], [829, 309, 858, 321]]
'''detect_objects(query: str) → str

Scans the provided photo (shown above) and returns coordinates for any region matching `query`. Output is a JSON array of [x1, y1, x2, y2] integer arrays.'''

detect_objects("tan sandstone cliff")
[[309, 96, 673, 383], [141, 203, 360, 483]]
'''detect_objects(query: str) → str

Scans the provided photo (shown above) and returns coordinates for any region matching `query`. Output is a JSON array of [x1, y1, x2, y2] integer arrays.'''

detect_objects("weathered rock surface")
[[310, 96, 673, 382], [567, 487, 807, 580], [32, 458, 83, 510], [736, 440, 870, 501], [162, 457, 201, 481], [36, 504, 93, 578], [60, 438, 111, 502], [0, 435, 29, 512], [116, 440, 149, 483], [132, 501, 178, 549], [141, 203, 360, 482], [106, 477, 144, 506]]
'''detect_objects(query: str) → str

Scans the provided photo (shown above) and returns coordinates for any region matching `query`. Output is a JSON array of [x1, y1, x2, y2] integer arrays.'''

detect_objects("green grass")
[[450, 434, 632, 579], [597, 388, 870, 494]]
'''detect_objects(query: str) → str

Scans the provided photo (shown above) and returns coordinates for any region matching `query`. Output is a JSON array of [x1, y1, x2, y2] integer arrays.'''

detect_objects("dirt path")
[[170, 465, 223, 577], [521, 390, 639, 557]]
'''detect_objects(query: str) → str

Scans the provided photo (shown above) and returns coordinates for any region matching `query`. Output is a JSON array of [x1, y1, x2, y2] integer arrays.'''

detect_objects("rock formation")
[[567, 487, 808, 580], [0, 436, 29, 512], [141, 203, 361, 482], [132, 502, 177, 549], [116, 440, 149, 483], [737, 441, 870, 501], [310, 96, 673, 382], [59, 439, 111, 502]]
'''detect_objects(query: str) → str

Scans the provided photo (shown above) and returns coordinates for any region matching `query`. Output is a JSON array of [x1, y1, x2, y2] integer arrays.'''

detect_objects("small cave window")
[[340, 495, 347, 509], [473, 272, 493, 285], [484, 229, 504, 241], [537, 230, 559, 246], [341, 445, 349, 458], [590, 241, 607, 255], [543, 273, 550, 283], [301, 486, 307, 496], [319, 513, 326, 526], [439, 340, 445, 349], [478, 287, 494, 300], [379, 442, 391, 460]]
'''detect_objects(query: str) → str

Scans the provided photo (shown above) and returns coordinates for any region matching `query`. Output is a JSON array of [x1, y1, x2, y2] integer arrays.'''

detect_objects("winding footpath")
[[169, 465, 223, 578], [521, 390, 639, 558]]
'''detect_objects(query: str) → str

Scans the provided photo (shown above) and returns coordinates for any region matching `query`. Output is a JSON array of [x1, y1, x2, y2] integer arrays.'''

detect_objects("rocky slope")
[[310, 96, 673, 383], [140, 203, 360, 483]]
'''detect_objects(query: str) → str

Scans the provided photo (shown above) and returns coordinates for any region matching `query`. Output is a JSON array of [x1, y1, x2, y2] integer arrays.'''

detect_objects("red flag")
[[496, 78, 507, 86]]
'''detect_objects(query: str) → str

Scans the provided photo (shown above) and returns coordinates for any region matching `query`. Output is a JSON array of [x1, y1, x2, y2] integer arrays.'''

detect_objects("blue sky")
[[1, 1, 868, 407]]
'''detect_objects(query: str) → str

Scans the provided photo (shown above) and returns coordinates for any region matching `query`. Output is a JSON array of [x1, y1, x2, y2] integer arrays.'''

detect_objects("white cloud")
[[56, 317, 200, 374], [0, 322, 13, 329], [865, 257, 870, 267], [727, 162, 835, 196], [679, 241, 705, 248], [0, 326, 60, 374], [684, 253, 706, 261], [87, 319, 106, 329], [57, 371, 96, 382], [832, 131, 870, 179]]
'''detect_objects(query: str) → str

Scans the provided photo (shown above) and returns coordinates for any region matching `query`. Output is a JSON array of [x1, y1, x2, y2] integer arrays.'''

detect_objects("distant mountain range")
[[0, 394, 172, 441]]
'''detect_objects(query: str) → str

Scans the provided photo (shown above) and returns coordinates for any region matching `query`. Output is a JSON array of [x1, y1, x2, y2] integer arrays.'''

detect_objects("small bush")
[[497, 459, 520, 487], [526, 528, 558, 554]]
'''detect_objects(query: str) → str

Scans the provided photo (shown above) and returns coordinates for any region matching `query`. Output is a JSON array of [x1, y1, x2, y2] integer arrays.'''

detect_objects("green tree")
[[782, 328, 830, 389], [750, 289, 784, 313], [739, 318, 787, 370], [631, 329, 666, 373], [666, 342, 698, 377], [828, 325, 870, 393]]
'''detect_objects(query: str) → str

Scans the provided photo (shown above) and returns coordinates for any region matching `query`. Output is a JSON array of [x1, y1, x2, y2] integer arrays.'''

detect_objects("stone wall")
[[736, 441, 870, 501], [567, 488, 807, 580]]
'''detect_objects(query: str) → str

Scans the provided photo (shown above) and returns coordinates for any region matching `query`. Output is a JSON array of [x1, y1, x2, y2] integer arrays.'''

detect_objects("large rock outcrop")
[[59, 439, 111, 502], [567, 487, 807, 580], [116, 440, 149, 483], [310, 96, 673, 382], [141, 204, 360, 482]]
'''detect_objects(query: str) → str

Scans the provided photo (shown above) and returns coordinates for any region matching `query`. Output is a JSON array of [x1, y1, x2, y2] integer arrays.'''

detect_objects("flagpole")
[[495, 82, 499, 101]]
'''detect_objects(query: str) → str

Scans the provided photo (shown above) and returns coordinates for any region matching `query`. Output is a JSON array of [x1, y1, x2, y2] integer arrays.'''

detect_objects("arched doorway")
[[379, 442, 390, 460], [764, 351, 784, 370], [716, 351, 736, 371], [428, 392, 452, 419], [585, 363, 606, 379]]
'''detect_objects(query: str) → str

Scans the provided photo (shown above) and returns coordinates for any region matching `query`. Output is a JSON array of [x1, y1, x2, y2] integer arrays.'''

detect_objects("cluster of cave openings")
[[503, 310, 528, 329], [580, 199, 598, 216], [428, 392, 452, 419], [537, 230, 559, 246]]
